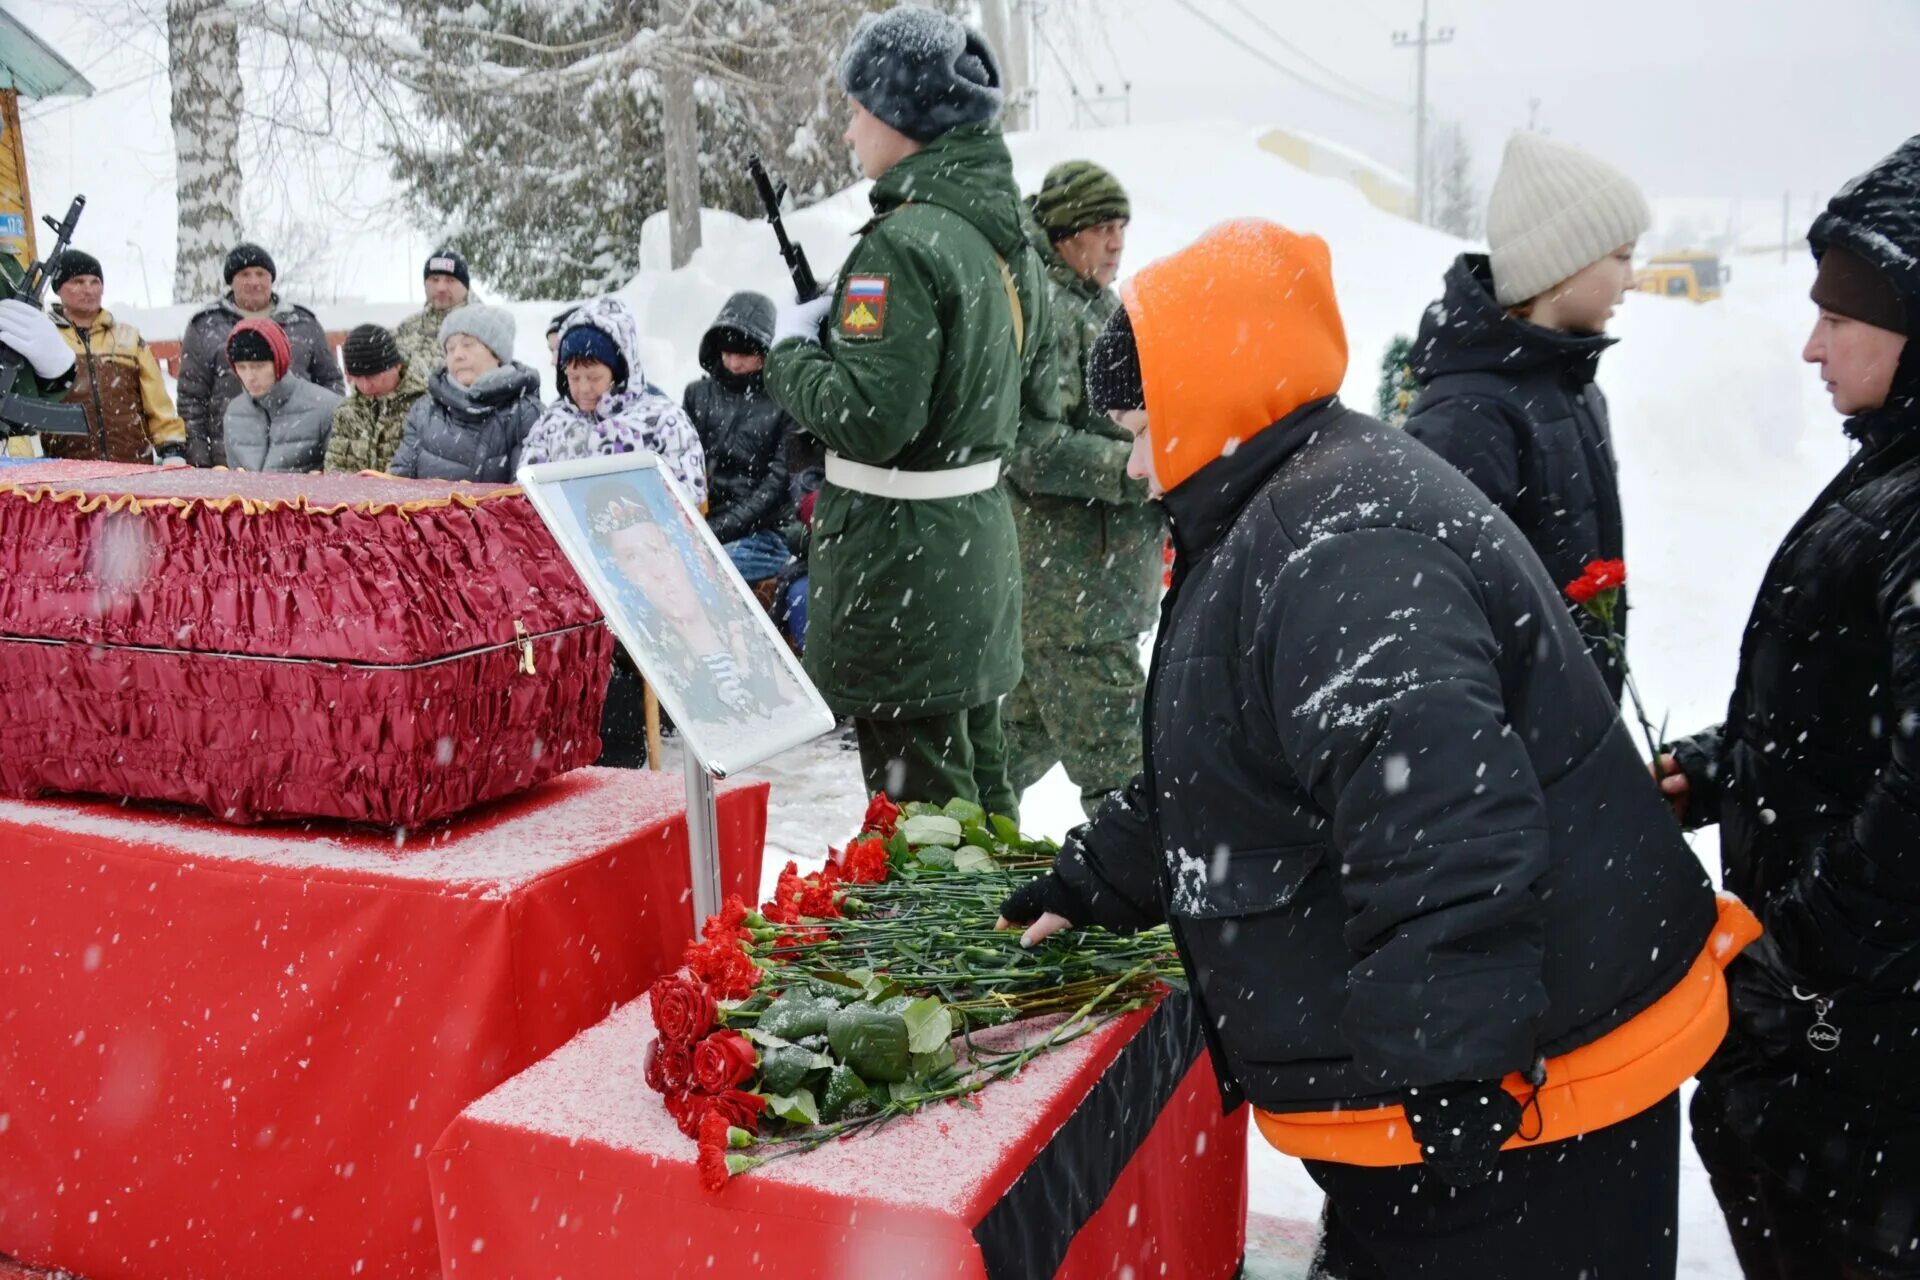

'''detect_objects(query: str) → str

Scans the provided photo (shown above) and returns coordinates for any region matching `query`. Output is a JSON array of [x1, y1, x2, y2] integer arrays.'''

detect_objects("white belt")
[[824, 451, 1001, 500]]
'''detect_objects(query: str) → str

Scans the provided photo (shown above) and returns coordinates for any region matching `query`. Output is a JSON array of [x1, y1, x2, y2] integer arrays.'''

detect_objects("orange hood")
[[1121, 219, 1349, 492]]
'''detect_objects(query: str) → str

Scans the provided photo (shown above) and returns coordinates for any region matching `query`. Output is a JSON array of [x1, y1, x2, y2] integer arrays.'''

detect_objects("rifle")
[[747, 156, 820, 304], [1, 195, 89, 439]]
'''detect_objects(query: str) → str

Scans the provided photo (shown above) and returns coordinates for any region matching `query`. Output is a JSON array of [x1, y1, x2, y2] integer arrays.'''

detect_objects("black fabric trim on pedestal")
[[970, 990, 1208, 1280]]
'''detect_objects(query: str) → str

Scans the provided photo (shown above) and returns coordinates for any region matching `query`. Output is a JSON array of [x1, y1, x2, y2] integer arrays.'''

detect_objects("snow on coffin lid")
[[0, 461, 615, 826]]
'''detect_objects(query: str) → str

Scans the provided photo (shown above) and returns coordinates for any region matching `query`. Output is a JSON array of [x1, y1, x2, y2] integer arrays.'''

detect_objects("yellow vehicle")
[[1635, 252, 1726, 303]]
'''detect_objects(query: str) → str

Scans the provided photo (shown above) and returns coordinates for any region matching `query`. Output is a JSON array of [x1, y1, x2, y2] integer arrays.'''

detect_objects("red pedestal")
[[0, 768, 767, 1280], [428, 999, 1248, 1279]]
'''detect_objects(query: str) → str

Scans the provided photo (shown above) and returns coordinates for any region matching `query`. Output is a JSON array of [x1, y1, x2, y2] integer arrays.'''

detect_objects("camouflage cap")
[[1029, 161, 1131, 241]]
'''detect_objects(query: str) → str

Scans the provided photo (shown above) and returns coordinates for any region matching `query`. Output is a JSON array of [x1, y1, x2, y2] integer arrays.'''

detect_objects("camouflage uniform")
[[1005, 173, 1162, 817], [324, 363, 429, 473], [393, 298, 477, 380]]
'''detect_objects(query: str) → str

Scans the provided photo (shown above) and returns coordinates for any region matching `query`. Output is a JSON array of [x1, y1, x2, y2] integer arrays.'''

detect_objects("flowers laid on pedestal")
[[644, 792, 1181, 1190]]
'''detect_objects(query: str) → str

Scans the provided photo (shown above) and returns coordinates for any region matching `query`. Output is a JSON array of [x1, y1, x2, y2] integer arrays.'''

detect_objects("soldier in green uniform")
[[765, 4, 1060, 818], [1004, 162, 1163, 817]]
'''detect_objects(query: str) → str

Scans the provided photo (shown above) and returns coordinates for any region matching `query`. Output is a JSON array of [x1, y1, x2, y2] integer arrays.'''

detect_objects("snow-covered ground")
[[676, 123, 1837, 1279], [102, 118, 1837, 1276]]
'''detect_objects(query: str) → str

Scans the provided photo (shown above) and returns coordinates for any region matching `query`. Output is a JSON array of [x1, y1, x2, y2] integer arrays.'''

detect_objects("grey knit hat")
[[1486, 133, 1651, 307], [439, 303, 515, 364], [839, 4, 1002, 144]]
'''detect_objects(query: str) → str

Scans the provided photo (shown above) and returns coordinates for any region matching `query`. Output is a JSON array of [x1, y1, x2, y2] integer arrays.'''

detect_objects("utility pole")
[[1393, 0, 1454, 226], [984, 0, 1037, 131], [1527, 98, 1541, 132]]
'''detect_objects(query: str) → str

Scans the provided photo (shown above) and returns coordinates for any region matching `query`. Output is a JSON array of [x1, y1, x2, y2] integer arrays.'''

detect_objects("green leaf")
[[827, 1007, 911, 1083], [900, 801, 942, 820], [762, 1087, 821, 1126], [743, 1028, 797, 1051], [990, 814, 1021, 842], [820, 1064, 874, 1123], [913, 845, 955, 870], [941, 798, 987, 826], [910, 1042, 957, 1078], [952, 845, 999, 873], [884, 830, 912, 865], [759, 1044, 819, 1095], [901, 814, 963, 848], [902, 997, 954, 1054], [758, 992, 835, 1041]]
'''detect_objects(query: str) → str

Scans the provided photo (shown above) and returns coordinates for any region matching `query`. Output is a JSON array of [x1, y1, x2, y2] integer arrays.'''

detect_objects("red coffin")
[[0, 461, 613, 826]]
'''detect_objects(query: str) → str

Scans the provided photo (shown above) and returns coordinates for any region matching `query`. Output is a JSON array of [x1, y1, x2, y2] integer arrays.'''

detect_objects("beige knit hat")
[[1486, 133, 1651, 306]]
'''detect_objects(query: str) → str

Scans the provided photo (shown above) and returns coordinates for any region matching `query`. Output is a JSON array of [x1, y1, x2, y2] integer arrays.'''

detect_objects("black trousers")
[[1303, 1092, 1680, 1280], [1692, 1075, 1920, 1280]]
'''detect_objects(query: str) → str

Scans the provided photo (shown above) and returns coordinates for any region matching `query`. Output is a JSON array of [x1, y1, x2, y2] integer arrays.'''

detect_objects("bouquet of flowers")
[[644, 793, 1181, 1191], [1565, 558, 1666, 760]]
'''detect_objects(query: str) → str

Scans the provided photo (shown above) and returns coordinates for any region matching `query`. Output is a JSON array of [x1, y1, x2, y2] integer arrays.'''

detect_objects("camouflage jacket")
[[1007, 222, 1163, 644], [324, 363, 429, 473]]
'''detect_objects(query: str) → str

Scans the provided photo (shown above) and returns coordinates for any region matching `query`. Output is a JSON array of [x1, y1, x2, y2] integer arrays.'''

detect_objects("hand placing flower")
[[1564, 559, 1665, 765]]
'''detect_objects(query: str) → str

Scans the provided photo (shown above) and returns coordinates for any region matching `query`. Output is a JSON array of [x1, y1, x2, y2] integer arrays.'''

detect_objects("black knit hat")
[[1086, 305, 1144, 414], [839, 5, 1003, 144], [423, 247, 470, 289], [343, 323, 405, 377], [227, 326, 277, 366], [224, 242, 277, 285], [50, 249, 103, 291]]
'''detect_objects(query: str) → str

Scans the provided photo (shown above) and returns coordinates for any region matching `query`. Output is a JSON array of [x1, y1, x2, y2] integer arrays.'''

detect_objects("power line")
[[1217, 0, 1406, 112], [1168, 0, 1405, 118], [1391, 0, 1456, 225]]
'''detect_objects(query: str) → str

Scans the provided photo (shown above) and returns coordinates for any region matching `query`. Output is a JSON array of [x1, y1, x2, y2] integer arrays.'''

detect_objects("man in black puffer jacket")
[[1663, 136, 1920, 1280], [998, 220, 1747, 1279], [684, 291, 794, 582], [1404, 134, 1650, 701]]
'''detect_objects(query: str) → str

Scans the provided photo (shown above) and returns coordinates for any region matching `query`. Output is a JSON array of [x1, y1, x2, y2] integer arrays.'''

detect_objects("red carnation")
[[1586, 558, 1627, 592], [844, 834, 890, 885], [861, 792, 903, 839], [645, 1036, 694, 1094], [697, 1111, 733, 1192], [693, 1029, 759, 1093], [650, 975, 719, 1045], [685, 937, 760, 1000], [701, 895, 753, 946]]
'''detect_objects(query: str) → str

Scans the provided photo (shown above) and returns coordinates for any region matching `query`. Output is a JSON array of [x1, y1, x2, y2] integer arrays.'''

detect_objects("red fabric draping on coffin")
[[0, 463, 612, 825], [0, 769, 768, 1280]]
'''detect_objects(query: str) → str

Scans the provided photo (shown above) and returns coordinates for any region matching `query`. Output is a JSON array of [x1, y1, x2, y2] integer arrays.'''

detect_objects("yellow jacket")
[[43, 307, 188, 463]]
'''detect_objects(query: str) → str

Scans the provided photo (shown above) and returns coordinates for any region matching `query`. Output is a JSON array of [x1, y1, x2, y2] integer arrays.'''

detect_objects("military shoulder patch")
[[839, 275, 889, 338]]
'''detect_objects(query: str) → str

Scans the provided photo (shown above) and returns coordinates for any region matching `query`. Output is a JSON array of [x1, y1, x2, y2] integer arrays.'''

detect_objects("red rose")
[[645, 1036, 694, 1094], [693, 1029, 759, 1093], [706, 1088, 767, 1135], [861, 793, 903, 839], [650, 975, 719, 1045], [697, 1111, 733, 1192], [665, 1087, 704, 1138], [844, 835, 890, 885]]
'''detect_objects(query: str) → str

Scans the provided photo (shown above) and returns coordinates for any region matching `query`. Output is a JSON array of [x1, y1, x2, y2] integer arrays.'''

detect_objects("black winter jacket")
[[1060, 398, 1716, 1113], [1673, 137, 1920, 1134], [389, 363, 542, 484], [683, 292, 793, 543], [1405, 255, 1627, 699]]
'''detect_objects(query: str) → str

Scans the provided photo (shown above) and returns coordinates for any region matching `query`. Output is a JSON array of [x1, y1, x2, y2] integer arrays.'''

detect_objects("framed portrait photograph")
[[517, 452, 834, 778]]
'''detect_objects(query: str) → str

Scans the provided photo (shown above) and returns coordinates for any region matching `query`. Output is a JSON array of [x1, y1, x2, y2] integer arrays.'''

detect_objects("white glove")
[[159, 454, 189, 469], [772, 294, 833, 348], [0, 299, 76, 381]]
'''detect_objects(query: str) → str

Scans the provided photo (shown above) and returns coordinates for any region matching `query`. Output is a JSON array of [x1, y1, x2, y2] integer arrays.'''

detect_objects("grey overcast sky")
[[1036, 0, 1920, 202]]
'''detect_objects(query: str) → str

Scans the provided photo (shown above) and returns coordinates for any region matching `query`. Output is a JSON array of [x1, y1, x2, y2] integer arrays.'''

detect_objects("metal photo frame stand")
[[682, 744, 723, 937]]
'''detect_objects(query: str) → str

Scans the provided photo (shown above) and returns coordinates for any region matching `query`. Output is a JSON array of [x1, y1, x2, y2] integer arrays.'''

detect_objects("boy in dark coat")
[[1000, 219, 1753, 1279], [1663, 135, 1920, 1280], [683, 291, 794, 581], [1404, 134, 1650, 700]]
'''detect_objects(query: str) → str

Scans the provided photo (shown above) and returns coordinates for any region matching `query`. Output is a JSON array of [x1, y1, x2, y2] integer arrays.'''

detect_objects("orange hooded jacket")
[[1119, 219, 1759, 1167]]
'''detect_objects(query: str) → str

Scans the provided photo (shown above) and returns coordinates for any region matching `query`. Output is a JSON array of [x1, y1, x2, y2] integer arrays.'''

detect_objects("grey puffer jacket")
[[221, 376, 344, 473], [177, 294, 345, 467], [389, 362, 543, 483]]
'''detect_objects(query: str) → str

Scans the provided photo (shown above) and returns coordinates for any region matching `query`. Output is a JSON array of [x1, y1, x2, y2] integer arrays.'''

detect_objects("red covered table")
[[428, 994, 1248, 1279], [0, 767, 766, 1280]]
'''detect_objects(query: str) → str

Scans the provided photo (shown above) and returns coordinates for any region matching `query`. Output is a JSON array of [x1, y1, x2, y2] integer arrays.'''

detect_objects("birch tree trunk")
[[660, 0, 702, 269], [168, 0, 244, 303]]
